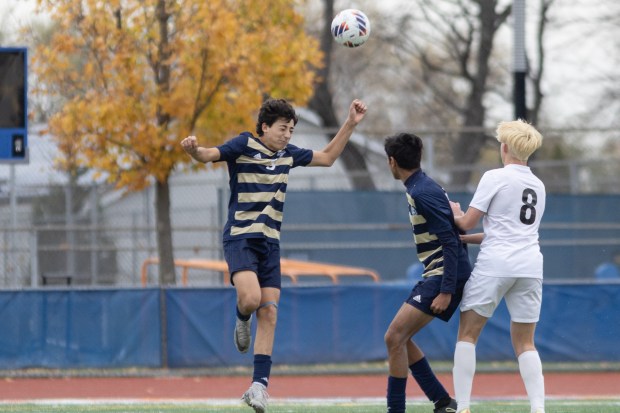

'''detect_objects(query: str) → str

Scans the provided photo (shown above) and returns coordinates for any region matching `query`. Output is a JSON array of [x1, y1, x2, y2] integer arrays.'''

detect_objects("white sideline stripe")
[[0, 398, 388, 406], [0, 396, 619, 405]]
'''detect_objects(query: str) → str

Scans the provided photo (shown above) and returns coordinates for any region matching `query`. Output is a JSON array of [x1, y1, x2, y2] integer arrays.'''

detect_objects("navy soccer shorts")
[[405, 275, 468, 322], [223, 238, 281, 289]]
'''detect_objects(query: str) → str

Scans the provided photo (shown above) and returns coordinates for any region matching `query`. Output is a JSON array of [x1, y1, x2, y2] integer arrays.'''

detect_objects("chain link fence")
[[0, 127, 618, 288]]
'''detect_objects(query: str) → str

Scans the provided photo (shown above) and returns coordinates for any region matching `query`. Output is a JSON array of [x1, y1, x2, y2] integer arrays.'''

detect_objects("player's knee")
[[257, 301, 278, 324], [237, 293, 261, 314], [513, 342, 536, 357], [384, 328, 402, 351]]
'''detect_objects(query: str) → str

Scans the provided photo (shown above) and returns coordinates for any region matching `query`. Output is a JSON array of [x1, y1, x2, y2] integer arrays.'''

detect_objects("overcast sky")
[[1, 0, 616, 130]]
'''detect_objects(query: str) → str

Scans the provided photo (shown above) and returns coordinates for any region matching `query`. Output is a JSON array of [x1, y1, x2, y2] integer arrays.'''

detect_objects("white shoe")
[[242, 382, 269, 412], [458, 409, 471, 413], [533, 409, 545, 413], [234, 315, 252, 353]]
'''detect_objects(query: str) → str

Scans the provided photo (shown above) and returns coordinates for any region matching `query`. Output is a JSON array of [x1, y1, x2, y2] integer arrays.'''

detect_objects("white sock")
[[518, 350, 545, 412], [453, 341, 476, 411]]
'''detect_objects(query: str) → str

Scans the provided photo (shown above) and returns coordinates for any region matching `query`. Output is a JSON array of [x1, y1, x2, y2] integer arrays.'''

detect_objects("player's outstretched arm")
[[450, 200, 484, 232], [309, 99, 367, 167], [181, 135, 220, 164], [460, 233, 484, 244]]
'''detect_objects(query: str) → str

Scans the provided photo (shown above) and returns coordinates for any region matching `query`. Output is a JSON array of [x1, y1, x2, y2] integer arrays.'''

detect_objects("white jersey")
[[469, 164, 546, 278]]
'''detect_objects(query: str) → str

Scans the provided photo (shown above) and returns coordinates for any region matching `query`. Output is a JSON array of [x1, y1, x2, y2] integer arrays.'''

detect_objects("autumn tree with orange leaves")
[[31, 0, 322, 285]]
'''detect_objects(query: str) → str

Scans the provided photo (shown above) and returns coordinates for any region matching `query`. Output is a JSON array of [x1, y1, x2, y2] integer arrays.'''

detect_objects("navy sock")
[[252, 354, 272, 387], [386, 376, 407, 413], [236, 306, 251, 321], [409, 357, 450, 404]]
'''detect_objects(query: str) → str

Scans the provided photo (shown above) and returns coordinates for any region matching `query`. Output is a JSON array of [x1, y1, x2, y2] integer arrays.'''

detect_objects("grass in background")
[[1, 400, 620, 413]]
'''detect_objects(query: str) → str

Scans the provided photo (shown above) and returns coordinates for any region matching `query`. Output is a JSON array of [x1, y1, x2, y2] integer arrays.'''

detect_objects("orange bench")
[[141, 257, 380, 286]]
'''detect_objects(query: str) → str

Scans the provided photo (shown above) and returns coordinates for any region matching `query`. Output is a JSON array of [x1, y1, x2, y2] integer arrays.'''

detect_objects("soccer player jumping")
[[181, 98, 367, 413]]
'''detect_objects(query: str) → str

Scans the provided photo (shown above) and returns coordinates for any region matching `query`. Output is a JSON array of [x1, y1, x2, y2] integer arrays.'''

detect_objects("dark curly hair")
[[255, 98, 299, 136], [384, 132, 423, 170]]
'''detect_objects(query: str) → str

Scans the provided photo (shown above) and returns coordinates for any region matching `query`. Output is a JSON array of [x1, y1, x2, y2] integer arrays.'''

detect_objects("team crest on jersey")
[[408, 204, 418, 216], [253, 153, 262, 159]]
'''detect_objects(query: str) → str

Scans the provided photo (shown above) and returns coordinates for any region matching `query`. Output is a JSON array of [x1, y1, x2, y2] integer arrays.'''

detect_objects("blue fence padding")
[[165, 288, 242, 367], [0, 283, 619, 369], [165, 284, 403, 368], [0, 289, 161, 368], [272, 284, 401, 364], [164, 283, 620, 367], [536, 283, 620, 362]]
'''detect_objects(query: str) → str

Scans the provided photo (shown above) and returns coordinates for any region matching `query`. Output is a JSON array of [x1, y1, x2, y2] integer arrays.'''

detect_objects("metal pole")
[[10, 165, 17, 286], [90, 185, 99, 284], [65, 180, 76, 277], [30, 228, 38, 287], [513, 0, 527, 121]]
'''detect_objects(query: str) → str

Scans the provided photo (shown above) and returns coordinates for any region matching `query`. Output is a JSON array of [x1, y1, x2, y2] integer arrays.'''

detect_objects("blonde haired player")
[[450, 120, 546, 413]]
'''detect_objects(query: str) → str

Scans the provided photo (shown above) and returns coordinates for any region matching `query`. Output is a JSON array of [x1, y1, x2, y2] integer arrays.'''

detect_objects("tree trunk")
[[154, 0, 175, 285], [310, 0, 375, 190], [155, 179, 176, 285], [450, 0, 506, 188]]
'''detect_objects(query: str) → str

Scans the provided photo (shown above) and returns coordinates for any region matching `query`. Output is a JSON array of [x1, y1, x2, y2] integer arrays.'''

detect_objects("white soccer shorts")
[[460, 273, 542, 323]]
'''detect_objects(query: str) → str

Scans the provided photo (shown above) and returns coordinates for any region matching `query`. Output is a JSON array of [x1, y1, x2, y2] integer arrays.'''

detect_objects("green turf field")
[[1, 400, 619, 413]]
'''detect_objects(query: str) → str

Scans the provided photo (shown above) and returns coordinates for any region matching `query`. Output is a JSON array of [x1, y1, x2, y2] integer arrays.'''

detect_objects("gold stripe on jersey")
[[237, 155, 295, 167], [411, 214, 426, 225], [235, 205, 283, 222], [237, 155, 273, 166], [424, 267, 444, 277], [414, 232, 438, 245], [248, 138, 275, 155], [238, 190, 286, 204], [426, 256, 444, 269], [238, 172, 289, 185], [407, 195, 426, 225], [417, 245, 442, 261], [274, 157, 294, 167], [231, 222, 281, 239]]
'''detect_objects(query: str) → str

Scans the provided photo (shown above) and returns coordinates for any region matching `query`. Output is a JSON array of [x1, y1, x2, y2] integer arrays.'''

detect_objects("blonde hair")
[[496, 119, 543, 161]]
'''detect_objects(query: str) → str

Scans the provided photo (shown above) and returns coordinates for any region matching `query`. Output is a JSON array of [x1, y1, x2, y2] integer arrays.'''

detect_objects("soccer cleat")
[[242, 382, 269, 412], [234, 314, 252, 353], [533, 410, 545, 413], [457, 410, 471, 413], [434, 398, 458, 413]]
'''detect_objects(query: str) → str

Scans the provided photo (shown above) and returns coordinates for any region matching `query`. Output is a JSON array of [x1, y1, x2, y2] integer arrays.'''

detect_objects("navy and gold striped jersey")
[[404, 170, 471, 293], [217, 132, 313, 243]]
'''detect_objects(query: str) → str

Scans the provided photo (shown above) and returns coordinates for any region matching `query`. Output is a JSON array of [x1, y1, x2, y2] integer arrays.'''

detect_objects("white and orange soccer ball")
[[331, 9, 371, 48]]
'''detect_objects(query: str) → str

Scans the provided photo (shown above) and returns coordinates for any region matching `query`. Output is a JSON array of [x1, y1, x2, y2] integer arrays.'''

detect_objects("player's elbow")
[[312, 152, 337, 167], [322, 157, 337, 167], [455, 214, 478, 231]]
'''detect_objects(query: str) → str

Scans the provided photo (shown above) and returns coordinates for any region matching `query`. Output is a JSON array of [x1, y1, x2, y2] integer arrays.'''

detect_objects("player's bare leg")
[[386, 304, 432, 375], [254, 287, 280, 356], [232, 271, 261, 353], [241, 286, 280, 413], [385, 304, 435, 413]]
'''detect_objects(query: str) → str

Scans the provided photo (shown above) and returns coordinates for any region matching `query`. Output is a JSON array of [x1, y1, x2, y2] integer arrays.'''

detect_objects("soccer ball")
[[331, 9, 371, 48]]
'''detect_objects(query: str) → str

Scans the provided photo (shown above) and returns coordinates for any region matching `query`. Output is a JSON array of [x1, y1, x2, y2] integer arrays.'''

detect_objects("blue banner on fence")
[[0, 283, 618, 369], [165, 282, 620, 367], [0, 289, 161, 368]]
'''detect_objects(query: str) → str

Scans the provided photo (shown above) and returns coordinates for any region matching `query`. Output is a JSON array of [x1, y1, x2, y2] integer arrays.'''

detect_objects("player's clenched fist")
[[348, 99, 367, 125], [181, 135, 198, 154]]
